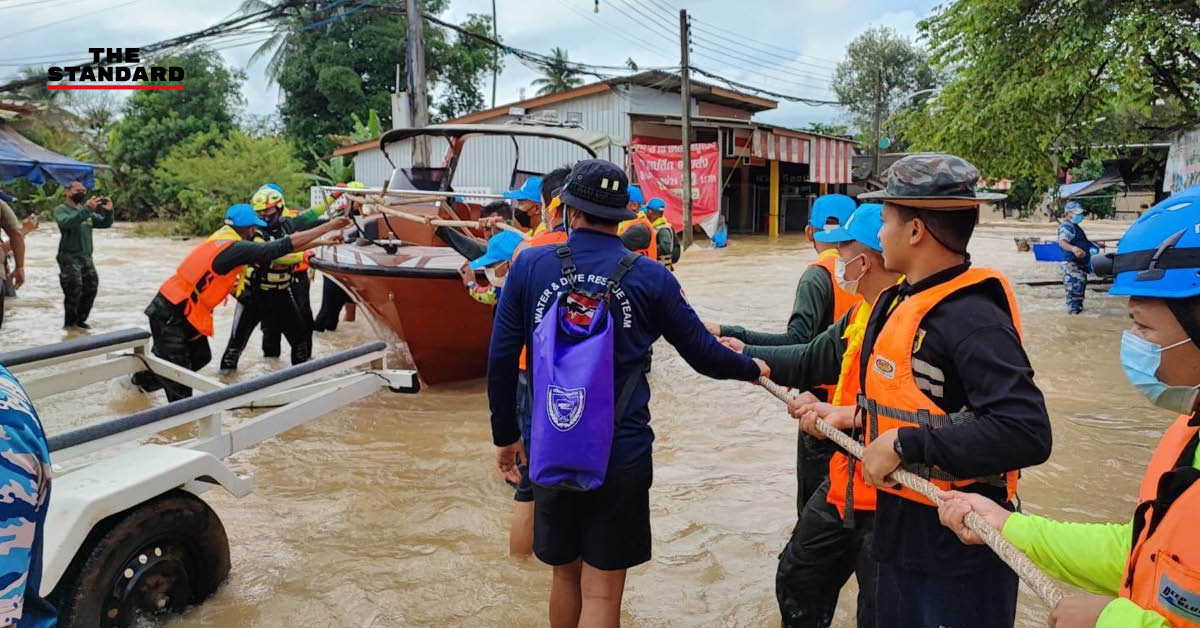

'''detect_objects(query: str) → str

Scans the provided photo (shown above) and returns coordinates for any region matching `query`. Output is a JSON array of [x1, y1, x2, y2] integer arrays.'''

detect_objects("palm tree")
[[531, 48, 583, 96], [236, 0, 303, 83]]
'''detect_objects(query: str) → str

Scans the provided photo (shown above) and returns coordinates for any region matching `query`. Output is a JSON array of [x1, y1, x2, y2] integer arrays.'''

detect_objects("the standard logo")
[[546, 385, 586, 432], [1160, 574, 1200, 623], [873, 356, 896, 379], [46, 48, 185, 91]]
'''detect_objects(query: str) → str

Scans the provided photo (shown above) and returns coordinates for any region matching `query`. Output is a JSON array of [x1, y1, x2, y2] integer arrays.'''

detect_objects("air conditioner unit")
[[565, 111, 583, 126], [538, 109, 560, 123], [508, 106, 526, 117]]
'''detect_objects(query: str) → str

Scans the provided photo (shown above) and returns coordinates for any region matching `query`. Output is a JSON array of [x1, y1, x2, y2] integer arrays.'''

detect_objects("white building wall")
[[350, 85, 696, 194]]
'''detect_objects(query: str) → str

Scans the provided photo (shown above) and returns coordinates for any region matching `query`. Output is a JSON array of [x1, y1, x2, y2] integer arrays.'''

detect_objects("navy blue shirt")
[[488, 229, 761, 468]]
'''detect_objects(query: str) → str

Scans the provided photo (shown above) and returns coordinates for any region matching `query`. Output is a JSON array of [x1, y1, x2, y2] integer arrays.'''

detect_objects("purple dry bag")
[[530, 245, 640, 491]]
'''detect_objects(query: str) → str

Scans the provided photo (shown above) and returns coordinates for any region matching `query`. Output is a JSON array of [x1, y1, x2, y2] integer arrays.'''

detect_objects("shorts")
[[533, 459, 653, 571]]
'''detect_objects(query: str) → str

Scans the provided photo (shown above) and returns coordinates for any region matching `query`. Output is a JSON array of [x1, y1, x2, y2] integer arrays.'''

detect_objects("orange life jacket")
[[158, 226, 242, 337], [514, 228, 570, 370], [295, 249, 311, 273], [618, 214, 655, 257], [811, 250, 863, 402], [1120, 413, 1200, 627], [859, 267, 1023, 507], [825, 300, 877, 517]]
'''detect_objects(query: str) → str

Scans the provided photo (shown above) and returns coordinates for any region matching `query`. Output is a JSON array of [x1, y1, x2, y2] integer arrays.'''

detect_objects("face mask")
[[69, 192, 87, 203], [514, 211, 532, 228], [1071, 213, 1084, 224], [836, 254, 866, 293], [1120, 330, 1200, 414]]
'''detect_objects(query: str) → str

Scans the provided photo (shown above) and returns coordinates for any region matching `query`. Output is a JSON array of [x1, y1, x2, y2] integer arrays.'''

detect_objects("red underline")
[[47, 85, 184, 90]]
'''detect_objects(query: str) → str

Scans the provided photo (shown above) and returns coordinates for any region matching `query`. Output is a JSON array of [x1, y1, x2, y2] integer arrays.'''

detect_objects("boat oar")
[[756, 376, 1066, 610], [368, 204, 530, 239]]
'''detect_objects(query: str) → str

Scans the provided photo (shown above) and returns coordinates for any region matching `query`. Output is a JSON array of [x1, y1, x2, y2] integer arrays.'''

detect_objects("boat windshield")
[[396, 167, 451, 192]]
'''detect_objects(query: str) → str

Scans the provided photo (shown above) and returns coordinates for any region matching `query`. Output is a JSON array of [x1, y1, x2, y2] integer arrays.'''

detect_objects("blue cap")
[[628, 185, 644, 206], [1064, 201, 1085, 215], [0, 188, 12, 203], [809, 194, 856, 229], [226, 203, 267, 228], [503, 176, 543, 203], [264, 182, 283, 195], [1109, 191, 1200, 299], [469, 230, 525, 269], [814, 203, 883, 251], [646, 198, 665, 210]]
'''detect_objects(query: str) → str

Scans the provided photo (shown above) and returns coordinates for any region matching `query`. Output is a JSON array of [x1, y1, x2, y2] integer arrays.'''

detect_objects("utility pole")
[[490, 0, 498, 108], [679, 8, 693, 250], [872, 68, 882, 180], [407, 0, 430, 166]]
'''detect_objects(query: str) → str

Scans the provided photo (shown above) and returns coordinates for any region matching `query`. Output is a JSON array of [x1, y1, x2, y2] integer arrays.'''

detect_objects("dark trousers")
[[220, 288, 311, 370], [875, 559, 1018, 628], [313, 277, 350, 332], [777, 479, 876, 628], [798, 429, 836, 516], [132, 308, 211, 402], [263, 273, 313, 352], [57, 253, 98, 326]]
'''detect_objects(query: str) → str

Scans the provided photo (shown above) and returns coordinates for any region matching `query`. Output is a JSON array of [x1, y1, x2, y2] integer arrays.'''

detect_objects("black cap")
[[559, 159, 636, 221]]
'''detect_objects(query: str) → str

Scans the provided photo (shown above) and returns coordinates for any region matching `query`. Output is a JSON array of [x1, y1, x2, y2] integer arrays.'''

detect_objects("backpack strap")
[[605, 252, 640, 297], [556, 244, 578, 289]]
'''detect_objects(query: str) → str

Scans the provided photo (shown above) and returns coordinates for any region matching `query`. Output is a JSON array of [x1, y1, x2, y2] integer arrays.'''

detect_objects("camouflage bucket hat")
[[858, 153, 1006, 210]]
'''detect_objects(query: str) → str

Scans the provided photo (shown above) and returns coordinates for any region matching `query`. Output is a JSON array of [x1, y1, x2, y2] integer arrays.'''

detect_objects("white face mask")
[[836, 253, 867, 293]]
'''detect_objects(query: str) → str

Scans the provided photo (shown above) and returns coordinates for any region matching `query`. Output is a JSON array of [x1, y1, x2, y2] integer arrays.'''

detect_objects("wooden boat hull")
[[310, 242, 494, 385]]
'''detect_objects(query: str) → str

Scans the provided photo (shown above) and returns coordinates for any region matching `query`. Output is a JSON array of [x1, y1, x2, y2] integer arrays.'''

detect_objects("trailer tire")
[[49, 489, 231, 628]]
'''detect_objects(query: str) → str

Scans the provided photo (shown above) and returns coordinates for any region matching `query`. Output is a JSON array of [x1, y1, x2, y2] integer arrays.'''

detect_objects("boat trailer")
[[0, 328, 418, 628]]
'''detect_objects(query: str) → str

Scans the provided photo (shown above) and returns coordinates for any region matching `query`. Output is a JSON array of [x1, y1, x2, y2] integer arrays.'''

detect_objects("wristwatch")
[[892, 433, 905, 461]]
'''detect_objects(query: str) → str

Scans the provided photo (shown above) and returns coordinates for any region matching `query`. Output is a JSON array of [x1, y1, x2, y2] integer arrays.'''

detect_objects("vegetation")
[[531, 48, 584, 96]]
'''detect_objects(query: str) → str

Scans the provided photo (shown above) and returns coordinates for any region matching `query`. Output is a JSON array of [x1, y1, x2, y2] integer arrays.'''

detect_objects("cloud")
[[1, 0, 936, 128]]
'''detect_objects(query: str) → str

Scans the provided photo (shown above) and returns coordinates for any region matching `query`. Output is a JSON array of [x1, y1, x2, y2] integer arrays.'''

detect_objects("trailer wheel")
[[50, 490, 231, 628]]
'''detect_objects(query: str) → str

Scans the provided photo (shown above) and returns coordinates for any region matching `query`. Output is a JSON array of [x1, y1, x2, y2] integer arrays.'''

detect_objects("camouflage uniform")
[[133, 294, 213, 402], [53, 201, 113, 327], [1058, 220, 1092, 314], [0, 367, 56, 628]]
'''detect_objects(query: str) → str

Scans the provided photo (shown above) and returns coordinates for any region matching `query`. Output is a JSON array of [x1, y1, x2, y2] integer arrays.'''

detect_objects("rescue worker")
[[852, 153, 1052, 627], [0, 366, 55, 628], [643, 198, 679, 271], [133, 205, 346, 401], [617, 186, 655, 258], [937, 193, 1200, 628], [754, 203, 901, 628], [53, 180, 113, 330], [504, 176, 544, 235], [708, 193, 861, 513], [1058, 201, 1102, 314], [220, 184, 327, 371], [313, 181, 365, 333], [487, 159, 769, 627], [1, 188, 27, 330]]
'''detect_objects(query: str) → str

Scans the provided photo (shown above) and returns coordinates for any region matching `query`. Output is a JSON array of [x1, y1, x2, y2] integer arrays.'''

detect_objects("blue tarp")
[[0, 124, 95, 188]]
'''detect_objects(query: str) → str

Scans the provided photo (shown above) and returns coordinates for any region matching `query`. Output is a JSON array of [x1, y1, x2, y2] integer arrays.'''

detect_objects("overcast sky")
[[0, 0, 935, 130]]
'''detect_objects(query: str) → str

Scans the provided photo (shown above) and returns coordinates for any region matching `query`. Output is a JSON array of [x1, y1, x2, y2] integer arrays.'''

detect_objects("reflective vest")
[[1120, 413, 1200, 627], [826, 300, 877, 517], [618, 214, 655, 257], [514, 228, 570, 370], [158, 226, 242, 337], [859, 267, 1023, 507], [812, 250, 864, 402]]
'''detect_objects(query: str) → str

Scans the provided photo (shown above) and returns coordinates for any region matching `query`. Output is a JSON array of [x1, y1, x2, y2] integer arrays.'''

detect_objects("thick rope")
[[757, 376, 1066, 609], [347, 195, 529, 238]]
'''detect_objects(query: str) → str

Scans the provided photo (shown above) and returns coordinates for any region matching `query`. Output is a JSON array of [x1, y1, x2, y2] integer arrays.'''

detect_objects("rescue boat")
[[310, 123, 616, 384]]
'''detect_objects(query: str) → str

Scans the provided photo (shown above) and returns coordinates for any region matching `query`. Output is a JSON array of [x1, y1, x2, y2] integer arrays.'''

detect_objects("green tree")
[[156, 130, 308, 235], [269, 1, 499, 161], [531, 48, 583, 96], [803, 122, 851, 137], [831, 27, 938, 150], [109, 49, 245, 218], [901, 1, 1200, 184]]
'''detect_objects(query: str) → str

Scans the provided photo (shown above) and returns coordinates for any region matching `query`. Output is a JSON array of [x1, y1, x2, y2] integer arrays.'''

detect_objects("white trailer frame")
[[0, 329, 418, 603]]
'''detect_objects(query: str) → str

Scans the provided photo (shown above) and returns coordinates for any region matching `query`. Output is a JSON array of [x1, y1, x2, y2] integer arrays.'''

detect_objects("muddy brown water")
[[0, 220, 1163, 627]]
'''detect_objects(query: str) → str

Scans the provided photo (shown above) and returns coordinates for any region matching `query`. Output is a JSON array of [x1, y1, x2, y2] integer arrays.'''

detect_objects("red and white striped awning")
[[751, 130, 807, 165], [809, 136, 853, 185], [747, 129, 854, 184]]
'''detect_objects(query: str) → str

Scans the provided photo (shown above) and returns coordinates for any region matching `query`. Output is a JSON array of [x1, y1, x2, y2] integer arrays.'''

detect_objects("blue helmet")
[[809, 194, 856, 230], [815, 203, 883, 251], [646, 198, 666, 211], [1109, 191, 1200, 299], [628, 185, 645, 206]]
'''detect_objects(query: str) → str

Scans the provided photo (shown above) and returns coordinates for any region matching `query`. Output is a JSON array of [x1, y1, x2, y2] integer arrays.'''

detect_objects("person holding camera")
[[53, 179, 113, 330]]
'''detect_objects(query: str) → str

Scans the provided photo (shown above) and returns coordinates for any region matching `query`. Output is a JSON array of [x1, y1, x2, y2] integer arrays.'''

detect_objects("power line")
[[688, 65, 843, 106], [0, 0, 151, 43], [551, 0, 675, 60]]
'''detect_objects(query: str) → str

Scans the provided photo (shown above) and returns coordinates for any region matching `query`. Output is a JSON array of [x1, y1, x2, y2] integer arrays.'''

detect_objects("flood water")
[[1, 219, 1160, 627]]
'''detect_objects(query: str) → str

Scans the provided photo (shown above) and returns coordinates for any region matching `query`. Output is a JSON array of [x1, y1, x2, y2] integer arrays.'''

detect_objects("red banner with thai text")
[[630, 138, 720, 234]]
